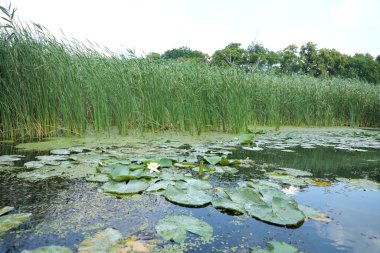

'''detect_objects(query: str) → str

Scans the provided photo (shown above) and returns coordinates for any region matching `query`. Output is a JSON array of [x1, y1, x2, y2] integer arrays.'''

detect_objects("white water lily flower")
[[147, 162, 160, 173], [282, 185, 300, 195]]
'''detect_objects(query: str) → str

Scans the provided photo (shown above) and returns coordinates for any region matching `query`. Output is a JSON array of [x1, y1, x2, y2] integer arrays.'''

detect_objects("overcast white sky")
[[8, 0, 380, 57]]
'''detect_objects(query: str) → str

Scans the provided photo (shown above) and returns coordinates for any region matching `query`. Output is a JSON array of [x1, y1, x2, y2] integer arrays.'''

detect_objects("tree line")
[[146, 42, 380, 84]]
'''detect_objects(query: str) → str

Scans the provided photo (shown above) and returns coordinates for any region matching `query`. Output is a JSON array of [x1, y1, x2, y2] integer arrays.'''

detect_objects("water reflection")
[[295, 185, 380, 253], [1, 136, 380, 252], [231, 146, 380, 182]]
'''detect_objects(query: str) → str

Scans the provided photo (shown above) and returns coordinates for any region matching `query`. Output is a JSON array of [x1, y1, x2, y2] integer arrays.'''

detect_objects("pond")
[[0, 128, 379, 253]]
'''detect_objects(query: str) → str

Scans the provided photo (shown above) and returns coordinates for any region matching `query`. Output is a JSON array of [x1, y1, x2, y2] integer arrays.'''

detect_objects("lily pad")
[[159, 171, 188, 181], [164, 185, 212, 206], [17, 169, 65, 181], [70, 153, 106, 164], [192, 166, 215, 173], [203, 156, 221, 165], [213, 187, 230, 198], [184, 178, 213, 190], [85, 174, 110, 183], [0, 155, 24, 165], [311, 178, 332, 187], [36, 155, 68, 162], [336, 178, 380, 191], [219, 156, 231, 166], [276, 167, 313, 177], [245, 180, 282, 190], [122, 235, 156, 252], [0, 206, 14, 216], [212, 198, 245, 214], [184, 155, 198, 163], [0, 213, 32, 234], [251, 240, 298, 253], [159, 158, 173, 168], [24, 161, 45, 169], [129, 164, 146, 170], [225, 187, 264, 205], [96, 164, 122, 174], [101, 179, 150, 194], [203, 156, 239, 166], [239, 133, 254, 145], [110, 166, 143, 181], [146, 180, 173, 192], [155, 215, 213, 243], [298, 205, 332, 222], [221, 166, 239, 173], [175, 162, 197, 168], [259, 187, 293, 205], [69, 146, 87, 153], [21, 246, 73, 253], [78, 228, 123, 252], [266, 173, 312, 186], [242, 146, 263, 151], [245, 197, 305, 226], [50, 149, 71, 155]]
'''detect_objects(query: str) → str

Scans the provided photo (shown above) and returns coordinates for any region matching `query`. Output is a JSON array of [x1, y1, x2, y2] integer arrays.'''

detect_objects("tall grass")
[[0, 18, 379, 138]]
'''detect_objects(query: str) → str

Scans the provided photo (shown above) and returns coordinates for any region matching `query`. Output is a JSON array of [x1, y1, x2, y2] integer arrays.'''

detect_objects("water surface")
[[1, 129, 379, 253]]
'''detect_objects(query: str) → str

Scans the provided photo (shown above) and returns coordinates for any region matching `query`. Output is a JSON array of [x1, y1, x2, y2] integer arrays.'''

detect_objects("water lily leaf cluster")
[[22, 228, 155, 253], [336, 178, 380, 191], [265, 167, 314, 187], [0, 206, 32, 235], [212, 184, 306, 226], [252, 129, 379, 151], [0, 155, 24, 166]]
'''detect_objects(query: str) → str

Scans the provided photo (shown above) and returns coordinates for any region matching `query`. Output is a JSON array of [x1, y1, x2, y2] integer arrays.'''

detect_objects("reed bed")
[[0, 25, 379, 138]]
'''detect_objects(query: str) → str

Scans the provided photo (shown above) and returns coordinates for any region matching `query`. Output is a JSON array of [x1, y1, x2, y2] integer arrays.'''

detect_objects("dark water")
[[1, 138, 380, 253]]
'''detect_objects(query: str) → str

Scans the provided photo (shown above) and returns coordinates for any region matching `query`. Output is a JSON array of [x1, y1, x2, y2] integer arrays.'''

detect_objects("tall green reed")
[[0, 12, 379, 139]]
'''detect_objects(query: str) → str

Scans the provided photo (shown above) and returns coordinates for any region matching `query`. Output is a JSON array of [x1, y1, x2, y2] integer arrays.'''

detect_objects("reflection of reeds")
[[1, 8, 379, 138], [238, 147, 380, 181]]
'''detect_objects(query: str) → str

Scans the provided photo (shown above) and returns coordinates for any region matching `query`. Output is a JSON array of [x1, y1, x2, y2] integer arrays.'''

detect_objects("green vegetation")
[[0, 5, 379, 138], [155, 42, 380, 85]]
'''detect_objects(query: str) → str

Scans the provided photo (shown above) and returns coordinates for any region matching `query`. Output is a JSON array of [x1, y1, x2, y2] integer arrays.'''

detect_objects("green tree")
[[161, 47, 208, 62], [244, 42, 279, 72], [211, 43, 246, 66], [346, 53, 380, 84], [146, 52, 160, 61], [245, 42, 268, 69], [317, 48, 349, 77], [279, 45, 301, 74], [376, 55, 380, 65], [300, 42, 320, 76], [266, 51, 280, 71]]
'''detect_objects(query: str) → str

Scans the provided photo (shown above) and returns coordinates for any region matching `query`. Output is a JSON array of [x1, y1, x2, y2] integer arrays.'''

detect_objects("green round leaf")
[[78, 228, 123, 252], [111, 166, 142, 181], [156, 215, 213, 243], [101, 180, 149, 194], [21, 246, 73, 253], [0, 213, 32, 234], [245, 197, 305, 226], [165, 185, 212, 206], [0, 206, 14, 216]]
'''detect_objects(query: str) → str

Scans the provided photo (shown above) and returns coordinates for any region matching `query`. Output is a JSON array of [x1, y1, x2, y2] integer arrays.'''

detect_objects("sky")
[[7, 0, 380, 57]]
